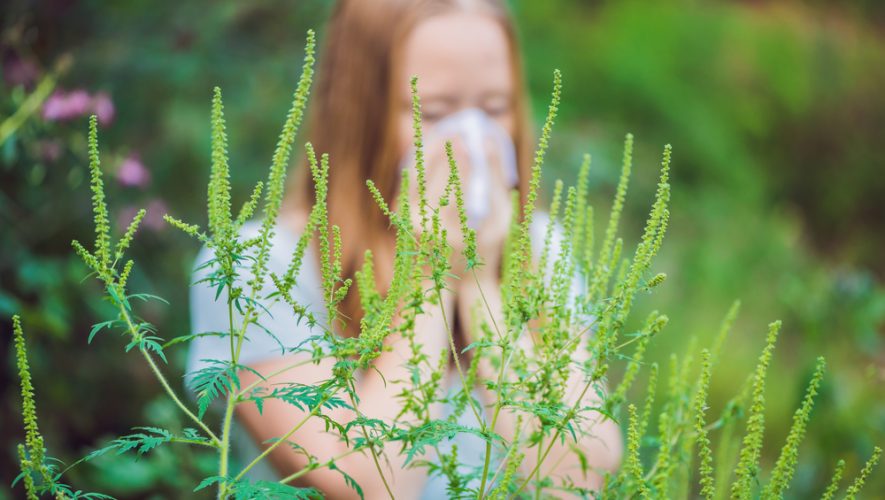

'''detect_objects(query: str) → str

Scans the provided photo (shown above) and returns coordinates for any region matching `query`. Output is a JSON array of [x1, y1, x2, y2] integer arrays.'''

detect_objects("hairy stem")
[[436, 287, 485, 429], [139, 348, 220, 444], [217, 394, 236, 499], [115, 289, 223, 446], [218, 295, 237, 498], [346, 386, 396, 500], [473, 271, 508, 499], [278, 447, 362, 484], [236, 355, 329, 398]]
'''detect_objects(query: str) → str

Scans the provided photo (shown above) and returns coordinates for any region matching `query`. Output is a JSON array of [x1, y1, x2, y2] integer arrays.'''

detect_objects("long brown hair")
[[283, 0, 533, 337]]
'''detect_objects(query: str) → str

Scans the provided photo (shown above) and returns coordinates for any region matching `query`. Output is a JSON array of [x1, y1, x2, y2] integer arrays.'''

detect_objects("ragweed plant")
[[10, 30, 881, 499]]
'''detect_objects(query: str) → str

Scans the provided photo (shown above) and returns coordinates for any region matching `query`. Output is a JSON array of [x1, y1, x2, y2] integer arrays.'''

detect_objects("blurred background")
[[2, 0, 883, 497]]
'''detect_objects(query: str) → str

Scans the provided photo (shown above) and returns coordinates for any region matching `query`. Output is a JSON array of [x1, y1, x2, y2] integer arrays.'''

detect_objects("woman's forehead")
[[400, 12, 513, 101]]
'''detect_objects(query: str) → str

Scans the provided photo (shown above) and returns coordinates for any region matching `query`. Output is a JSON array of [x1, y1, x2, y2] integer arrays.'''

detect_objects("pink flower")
[[116, 154, 151, 188], [93, 92, 115, 126], [42, 89, 92, 121], [41, 89, 115, 125]]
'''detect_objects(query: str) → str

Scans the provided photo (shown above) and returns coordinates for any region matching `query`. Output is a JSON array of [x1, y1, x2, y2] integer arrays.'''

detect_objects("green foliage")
[[13, 314, 46, 500], [844, 447, 882, 500], [595, 311, 879, 500], [8, 30, 881, 499], [194, 476, 321, 499], [693, 350, 715, 500], [188, 360, 244, 419], [763, 356, 826, 498], [624, 404, 648, 497], [208, 86, 233, 242], [820, 459, 846, 500], [84, 427, 212, 461], [731, 321, 781, 498], [444, 141, 477, 268], [13, 315, 113, 499]]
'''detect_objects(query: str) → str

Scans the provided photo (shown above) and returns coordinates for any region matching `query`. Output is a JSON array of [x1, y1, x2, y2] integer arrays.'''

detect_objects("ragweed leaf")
[[187, 360, 240, 419], [85, 427, 174, 460]]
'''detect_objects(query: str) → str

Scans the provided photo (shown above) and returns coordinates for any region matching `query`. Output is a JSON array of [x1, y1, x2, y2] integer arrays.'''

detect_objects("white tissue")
[[401, 107, 518, 228]]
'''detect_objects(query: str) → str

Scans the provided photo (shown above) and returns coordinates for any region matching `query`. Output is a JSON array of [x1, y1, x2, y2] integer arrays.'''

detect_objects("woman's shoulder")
[[191, 212, 310, 275], [186, 211, 323, 375], [188, 210, 323, 327]]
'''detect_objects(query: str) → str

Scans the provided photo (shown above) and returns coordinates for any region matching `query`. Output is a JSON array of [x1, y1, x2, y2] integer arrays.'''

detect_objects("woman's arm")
[[234, 284, 454, 499], [456, 267, 623, 495]]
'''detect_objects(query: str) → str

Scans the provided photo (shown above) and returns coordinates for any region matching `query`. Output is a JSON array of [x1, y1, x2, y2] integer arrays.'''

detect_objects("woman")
[[188, 0, 622, 497]]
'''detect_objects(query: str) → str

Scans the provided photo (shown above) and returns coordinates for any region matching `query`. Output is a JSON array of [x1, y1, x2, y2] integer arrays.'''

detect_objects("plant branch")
[[513, 377, 596, 496], [233, 393, 332, 482]]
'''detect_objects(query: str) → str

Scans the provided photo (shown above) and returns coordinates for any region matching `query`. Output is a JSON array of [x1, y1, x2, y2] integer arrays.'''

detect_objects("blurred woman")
[[188, 0, 622, 497]]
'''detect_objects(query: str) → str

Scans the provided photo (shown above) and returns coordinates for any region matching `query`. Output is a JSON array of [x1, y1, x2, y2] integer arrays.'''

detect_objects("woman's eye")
[[482, 101, 511, 118], [422, 112, 444, 123]]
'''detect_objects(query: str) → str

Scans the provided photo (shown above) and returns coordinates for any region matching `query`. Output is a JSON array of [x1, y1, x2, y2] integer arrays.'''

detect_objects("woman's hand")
[[469, 133, 514, 278], [400, 135, 469, 278], [406, 132, 515, 278]]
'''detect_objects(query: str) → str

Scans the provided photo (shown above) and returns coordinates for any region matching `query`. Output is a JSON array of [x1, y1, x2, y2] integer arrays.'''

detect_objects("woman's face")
[[397, 11, 515, 161]]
